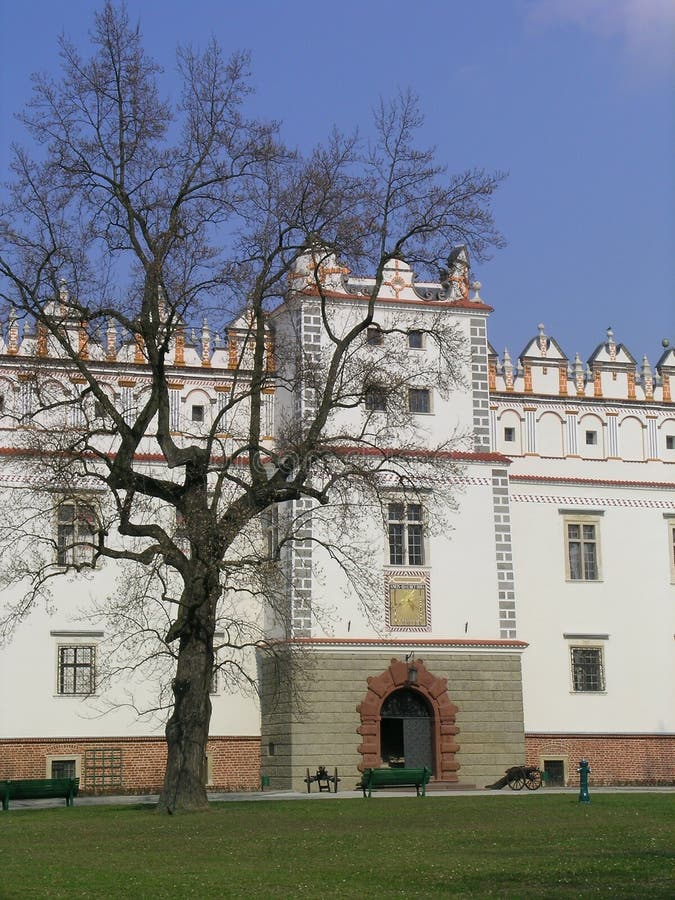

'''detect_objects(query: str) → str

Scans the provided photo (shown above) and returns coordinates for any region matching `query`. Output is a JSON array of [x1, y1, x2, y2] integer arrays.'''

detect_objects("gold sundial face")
[[389, 583, 427, 627]]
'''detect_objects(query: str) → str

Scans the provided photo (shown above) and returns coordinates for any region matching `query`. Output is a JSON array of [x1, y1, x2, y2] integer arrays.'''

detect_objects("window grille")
[[571, 647, 605, 692], [57, 645, 96, 695]]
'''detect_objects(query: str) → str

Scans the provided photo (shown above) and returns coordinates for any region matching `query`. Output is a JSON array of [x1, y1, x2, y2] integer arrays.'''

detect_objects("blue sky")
[[1, 0, 673, 366]]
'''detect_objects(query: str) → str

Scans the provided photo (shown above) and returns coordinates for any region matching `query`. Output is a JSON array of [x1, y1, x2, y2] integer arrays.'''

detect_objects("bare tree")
[[0, 2, 504, 812]]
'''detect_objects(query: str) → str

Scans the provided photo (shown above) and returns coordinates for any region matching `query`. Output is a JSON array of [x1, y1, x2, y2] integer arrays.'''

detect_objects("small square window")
[[408, 388, 431, 414], [570, 647, 605, 692], [408, 331, 424, 349], [504, 427, 516, 442], [585, 430, 597, 445], [191, 405, 205, 423], [51, 759, 77, 779], [365, 385, 387, 412], [666, 436, 675, 450], [366, 326, 384, 346]]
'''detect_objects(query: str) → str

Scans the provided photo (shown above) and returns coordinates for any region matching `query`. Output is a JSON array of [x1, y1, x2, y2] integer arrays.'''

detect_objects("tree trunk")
[[156, 628, 214, 814]]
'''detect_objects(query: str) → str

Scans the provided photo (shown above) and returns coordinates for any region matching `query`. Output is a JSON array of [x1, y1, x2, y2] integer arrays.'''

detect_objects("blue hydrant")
[[578, 758, 591, 803]]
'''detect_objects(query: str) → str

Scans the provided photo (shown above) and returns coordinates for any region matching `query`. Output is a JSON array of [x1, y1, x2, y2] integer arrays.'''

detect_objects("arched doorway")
[[356, 657, 461, 782], [380, 688, 433, 769]]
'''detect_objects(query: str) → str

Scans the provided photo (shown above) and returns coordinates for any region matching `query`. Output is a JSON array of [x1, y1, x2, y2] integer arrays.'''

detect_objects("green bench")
[[0, 778, 79, 811], [361, 767, 431, 798]]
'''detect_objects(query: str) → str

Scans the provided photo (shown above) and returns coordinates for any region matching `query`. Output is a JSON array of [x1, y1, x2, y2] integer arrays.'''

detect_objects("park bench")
[[0, 778, 79, 810], [361, 767, 431, 798]]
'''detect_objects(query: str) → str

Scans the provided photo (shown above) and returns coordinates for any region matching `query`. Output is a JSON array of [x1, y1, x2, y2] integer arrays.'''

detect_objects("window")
[[666, 435, 675, 450], [51, 758, 77, 779], [504, 427, 516, 442], [191, 404, 205, 423], [388, 502, 425, 566], [46, 754, 82, 780], [365, 385, 387, 412], [564, 518, 600, 581], [56, 501, 96, 566], [585, 430, 597, 445], [57, 645, 96, 695], [366, 326, 384, 346], [668, 520, 675, 583], [408, 388, 431, 414], [570, 647, 605, 692], [408, 331, 424, 349]]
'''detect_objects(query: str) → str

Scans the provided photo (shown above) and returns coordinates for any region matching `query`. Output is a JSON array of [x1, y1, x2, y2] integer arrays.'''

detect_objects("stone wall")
[[260, 649, 525, 791]]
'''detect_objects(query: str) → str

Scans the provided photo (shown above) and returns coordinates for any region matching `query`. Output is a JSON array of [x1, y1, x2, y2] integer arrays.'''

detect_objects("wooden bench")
[[361, 767, 431, 798], [0, 778, 79, 811]]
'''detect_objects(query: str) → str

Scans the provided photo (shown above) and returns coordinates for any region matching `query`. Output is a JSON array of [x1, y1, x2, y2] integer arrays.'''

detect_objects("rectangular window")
[[51, 758, 77, 779], [57, 645, 96, 695], [585, 430, 597, 445], [565, 519, 600, 581], [388, 503, 425, 566], [570, 647, 605, 692], [366, 326, 384, 346], [668, 521, 675, 583], [504, 427, 516, 442], [666, 435, 675, 450], [365, 385, 387, 412], [408, 388, 431, 414], [191, 404, 205, 423], [408, 331, 424, 349], [56, 501, 95, 566]]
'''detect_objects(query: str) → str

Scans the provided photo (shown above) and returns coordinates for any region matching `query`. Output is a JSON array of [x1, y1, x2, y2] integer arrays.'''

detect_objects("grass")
[[0, 794, 672, 898]]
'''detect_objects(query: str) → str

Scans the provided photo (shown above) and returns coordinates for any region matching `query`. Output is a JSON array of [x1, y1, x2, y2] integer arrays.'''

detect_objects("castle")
[[1, 251, 673, 791]]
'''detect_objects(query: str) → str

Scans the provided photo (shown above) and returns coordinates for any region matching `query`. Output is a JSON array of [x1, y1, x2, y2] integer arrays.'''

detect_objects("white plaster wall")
[[511, 485, 675, 734], [302, 473, 501, 641], [537, 411, 565, 458]]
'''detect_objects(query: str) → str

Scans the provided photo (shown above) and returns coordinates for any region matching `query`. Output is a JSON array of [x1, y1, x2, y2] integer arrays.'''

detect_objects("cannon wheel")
[[305, 768, 312, 793], [525, 768, 542, 791], [507, 768, 525, 791]]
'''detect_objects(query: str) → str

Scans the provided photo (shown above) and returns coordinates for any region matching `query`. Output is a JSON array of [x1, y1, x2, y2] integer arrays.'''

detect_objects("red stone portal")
[[356, 658, 460, 781]]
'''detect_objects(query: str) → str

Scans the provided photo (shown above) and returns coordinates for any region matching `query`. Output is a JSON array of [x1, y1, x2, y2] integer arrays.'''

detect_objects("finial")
[[471, 281, 482, 301]]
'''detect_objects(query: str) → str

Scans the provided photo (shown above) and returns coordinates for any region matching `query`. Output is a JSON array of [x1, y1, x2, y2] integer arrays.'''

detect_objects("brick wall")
[[0, 735, 261, 794], [526, 733, 675, 786]]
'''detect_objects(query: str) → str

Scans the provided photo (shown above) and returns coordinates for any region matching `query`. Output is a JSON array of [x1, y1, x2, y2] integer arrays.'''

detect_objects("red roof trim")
[[286, 637, 528, 649], [511, 474, 675, 490], [295, 287, 493, 312]]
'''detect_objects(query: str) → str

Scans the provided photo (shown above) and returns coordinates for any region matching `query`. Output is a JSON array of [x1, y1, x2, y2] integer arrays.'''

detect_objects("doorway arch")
[[380, 687, 433, 769], [356, 657, 460, 781]]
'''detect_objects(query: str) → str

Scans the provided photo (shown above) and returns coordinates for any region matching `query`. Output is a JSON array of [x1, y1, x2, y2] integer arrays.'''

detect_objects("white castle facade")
[[0, 252, 673, 791]]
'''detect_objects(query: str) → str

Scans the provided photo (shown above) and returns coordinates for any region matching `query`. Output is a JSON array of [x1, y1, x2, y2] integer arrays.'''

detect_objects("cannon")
[[486, 765, 543, 791]]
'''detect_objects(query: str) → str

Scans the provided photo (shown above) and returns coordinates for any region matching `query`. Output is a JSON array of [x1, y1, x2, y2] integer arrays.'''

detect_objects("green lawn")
[[0, 794, 672, 898]]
